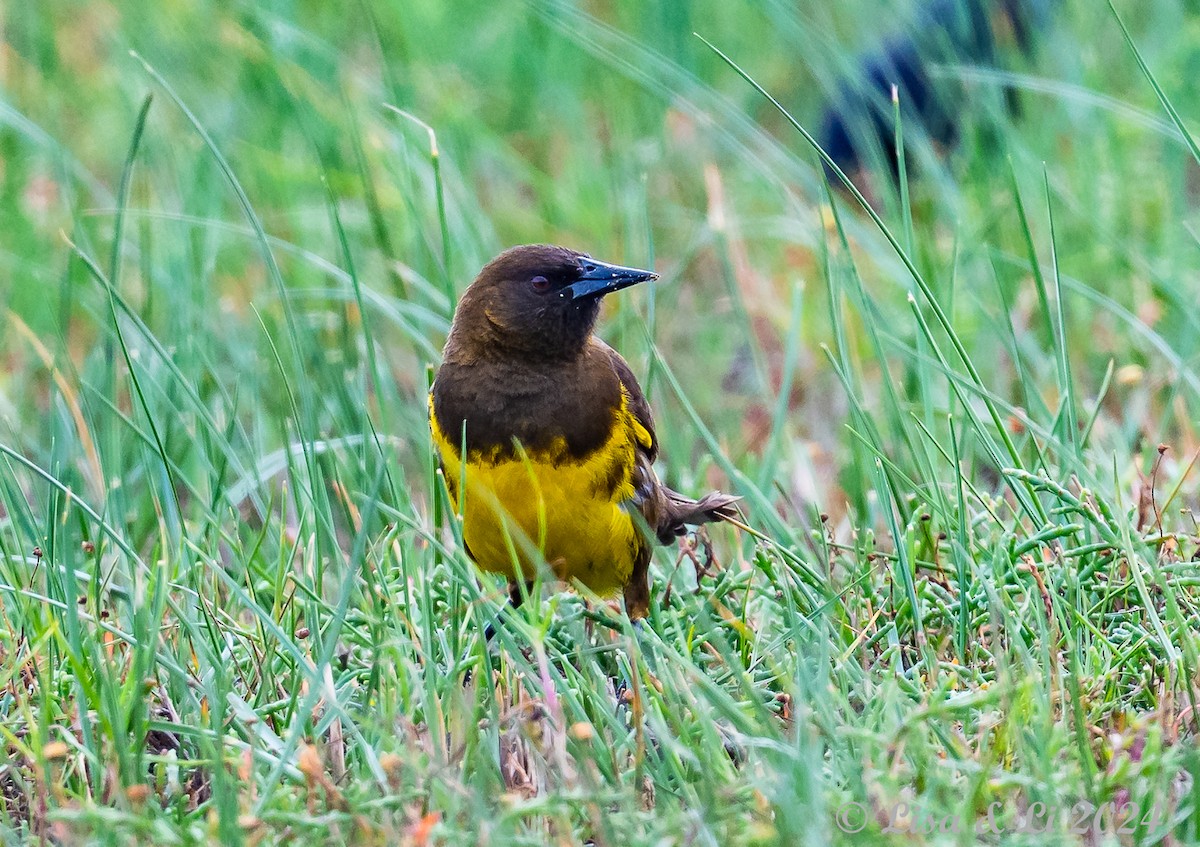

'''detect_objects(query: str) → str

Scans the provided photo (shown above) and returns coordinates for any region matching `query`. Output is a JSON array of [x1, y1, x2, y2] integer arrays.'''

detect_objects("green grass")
[[3, 0, 1200, 843]]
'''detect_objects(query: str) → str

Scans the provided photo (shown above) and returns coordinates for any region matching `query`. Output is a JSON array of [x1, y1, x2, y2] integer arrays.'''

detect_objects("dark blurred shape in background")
[[818, 0, 1054, 182]]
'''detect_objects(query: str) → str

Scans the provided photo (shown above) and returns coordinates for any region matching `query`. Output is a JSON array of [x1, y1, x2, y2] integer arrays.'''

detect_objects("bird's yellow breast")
[[429, 393, 650, 594]]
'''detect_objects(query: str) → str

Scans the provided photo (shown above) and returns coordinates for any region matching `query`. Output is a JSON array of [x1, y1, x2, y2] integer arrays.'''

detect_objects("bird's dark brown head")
[[445, 244, 657, 362]]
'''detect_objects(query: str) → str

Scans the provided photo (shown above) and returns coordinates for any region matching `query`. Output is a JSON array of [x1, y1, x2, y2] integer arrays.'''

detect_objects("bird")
[[818, 0, 1052, 181], [429, 244, 739, 621]]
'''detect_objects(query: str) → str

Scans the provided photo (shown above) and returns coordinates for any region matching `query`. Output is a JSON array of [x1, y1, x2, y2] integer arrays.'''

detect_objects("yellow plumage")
[[429, 390, 653, 595]]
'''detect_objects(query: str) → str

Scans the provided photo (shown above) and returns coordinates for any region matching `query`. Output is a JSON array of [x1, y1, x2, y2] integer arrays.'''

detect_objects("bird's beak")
[[563, 257, 658, 301]]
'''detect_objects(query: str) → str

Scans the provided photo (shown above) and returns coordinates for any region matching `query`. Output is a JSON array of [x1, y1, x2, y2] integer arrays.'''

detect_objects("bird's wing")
[[592, 338, 739, 620], [593, 339, 658, 463]]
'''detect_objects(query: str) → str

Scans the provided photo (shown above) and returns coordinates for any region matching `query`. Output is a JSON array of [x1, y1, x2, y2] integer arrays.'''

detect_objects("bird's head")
[[447, 244, 657, 361]]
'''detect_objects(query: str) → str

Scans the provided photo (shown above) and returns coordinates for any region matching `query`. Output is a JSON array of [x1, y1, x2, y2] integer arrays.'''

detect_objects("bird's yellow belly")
[[430, 409, 643, 595]]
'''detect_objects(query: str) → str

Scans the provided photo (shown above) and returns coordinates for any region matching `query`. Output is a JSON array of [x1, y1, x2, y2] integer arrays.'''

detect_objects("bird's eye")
[[530, 275, 552, 293]]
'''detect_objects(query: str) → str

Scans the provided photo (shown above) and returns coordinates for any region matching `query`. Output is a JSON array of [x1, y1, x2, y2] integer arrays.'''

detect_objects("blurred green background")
[[5, 0, 1200, 844], [4, 0, 1200, 504]]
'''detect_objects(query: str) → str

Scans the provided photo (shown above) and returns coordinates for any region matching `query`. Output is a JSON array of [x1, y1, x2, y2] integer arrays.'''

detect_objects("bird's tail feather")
[[657, 489, 741, 543]]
